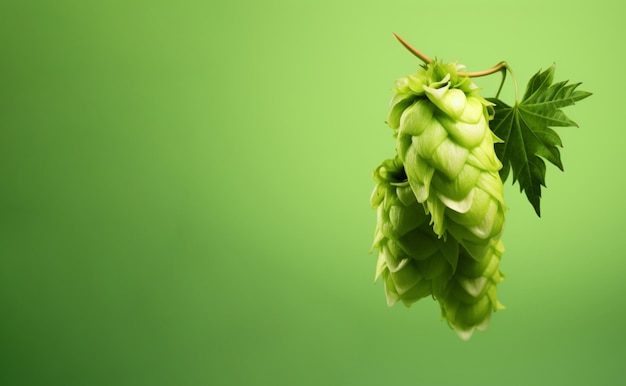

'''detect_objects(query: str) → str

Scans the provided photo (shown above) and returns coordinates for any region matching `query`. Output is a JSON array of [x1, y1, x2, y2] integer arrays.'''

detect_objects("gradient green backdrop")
[[0, 1, 621, 385]]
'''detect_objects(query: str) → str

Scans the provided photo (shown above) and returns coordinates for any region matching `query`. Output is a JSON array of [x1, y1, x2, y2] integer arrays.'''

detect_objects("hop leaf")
[[487, 65, 592, 216]]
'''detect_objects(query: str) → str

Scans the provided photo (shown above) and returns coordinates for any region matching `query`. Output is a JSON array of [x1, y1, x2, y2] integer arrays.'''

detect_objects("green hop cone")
[[371, 156, 505, 339], [370, 156, 459, 307], [438, 240, 506, 340], [378, 60, 508, 339], [388, 60, 506, 258]]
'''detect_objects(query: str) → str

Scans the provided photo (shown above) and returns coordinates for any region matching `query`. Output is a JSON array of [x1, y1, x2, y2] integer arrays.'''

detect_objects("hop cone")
[[371, 60, 507, 338], [370, 156, 458, 307], [371, 157, 506, 339], [388, 60, 506, 251], [437, 240, 505, 339]]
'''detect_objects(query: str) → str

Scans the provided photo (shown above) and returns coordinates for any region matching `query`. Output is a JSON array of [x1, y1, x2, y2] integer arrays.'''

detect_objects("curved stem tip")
[[392, 32, 432, 64]]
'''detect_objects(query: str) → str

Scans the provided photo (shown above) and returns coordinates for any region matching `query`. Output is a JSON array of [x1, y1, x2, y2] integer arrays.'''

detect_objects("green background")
[[0, 1, 621, 385]]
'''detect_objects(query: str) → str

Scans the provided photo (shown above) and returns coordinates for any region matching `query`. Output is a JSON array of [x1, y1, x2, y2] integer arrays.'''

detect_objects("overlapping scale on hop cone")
[[371, 60, 507, 339]]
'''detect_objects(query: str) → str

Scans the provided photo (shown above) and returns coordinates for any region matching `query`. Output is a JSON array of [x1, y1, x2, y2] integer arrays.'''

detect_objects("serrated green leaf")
[[487, 65, 591, 216]]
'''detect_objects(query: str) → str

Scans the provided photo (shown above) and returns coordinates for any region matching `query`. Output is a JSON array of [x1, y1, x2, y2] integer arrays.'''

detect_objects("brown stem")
[[461, 62, 507, 78], [392, 33, 432, 64], [392, 33, 507, 79]]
